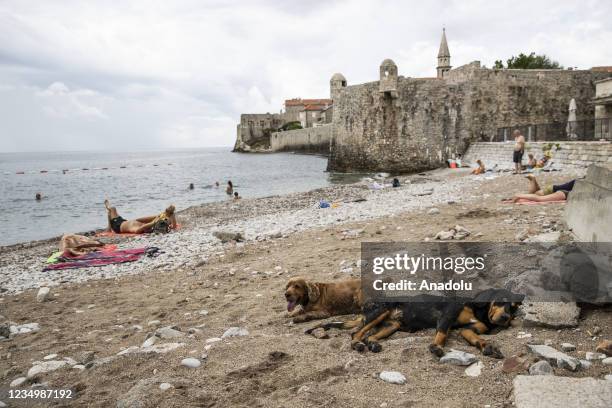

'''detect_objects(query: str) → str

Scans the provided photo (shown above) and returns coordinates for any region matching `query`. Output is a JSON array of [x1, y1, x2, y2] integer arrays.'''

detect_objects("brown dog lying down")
[[284, 277, 363, 323]]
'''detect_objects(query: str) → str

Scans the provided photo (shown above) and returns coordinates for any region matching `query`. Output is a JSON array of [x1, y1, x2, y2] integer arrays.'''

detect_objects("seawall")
[[270, 125, 332, 155], [463, 141, 612, 169]]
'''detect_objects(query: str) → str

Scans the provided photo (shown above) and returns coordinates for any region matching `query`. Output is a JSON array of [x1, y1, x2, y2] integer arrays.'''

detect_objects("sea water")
[[0, 148, 343, 245]]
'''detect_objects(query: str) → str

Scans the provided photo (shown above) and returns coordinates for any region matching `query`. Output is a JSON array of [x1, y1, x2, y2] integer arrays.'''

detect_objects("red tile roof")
[[591, 66, 612, 73], [285, 98, 332, 107]]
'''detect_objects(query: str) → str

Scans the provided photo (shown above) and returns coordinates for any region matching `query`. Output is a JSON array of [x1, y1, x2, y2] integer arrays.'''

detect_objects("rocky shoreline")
[[1, 168, 491, 294]]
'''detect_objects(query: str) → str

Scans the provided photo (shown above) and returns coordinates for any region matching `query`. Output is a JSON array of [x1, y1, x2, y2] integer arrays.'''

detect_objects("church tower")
[[437, 28, 451, 78]]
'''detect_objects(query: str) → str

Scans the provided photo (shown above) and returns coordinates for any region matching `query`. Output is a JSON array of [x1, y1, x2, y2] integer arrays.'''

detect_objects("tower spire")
[[437, 28, 452, 78]]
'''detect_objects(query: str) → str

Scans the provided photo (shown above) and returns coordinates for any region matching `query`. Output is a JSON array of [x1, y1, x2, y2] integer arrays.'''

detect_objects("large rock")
[[527, 344, 581, 371], [439, 349, 478, 366], [27, 360, 68, 378], [155, 326, 184, 339], [513, 375, 612, 408], [564, 164, 612, 242], [521, 302, 580, 328], [379, 371, 407, 385]]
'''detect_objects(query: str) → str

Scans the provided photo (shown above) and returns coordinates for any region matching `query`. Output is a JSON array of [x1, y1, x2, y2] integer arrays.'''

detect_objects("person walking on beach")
[[512, 129, 525, 174], [226, 181, 233, 195]]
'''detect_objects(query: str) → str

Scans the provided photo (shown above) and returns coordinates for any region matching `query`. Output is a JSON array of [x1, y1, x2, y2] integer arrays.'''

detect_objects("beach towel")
[[43, 247, 160, 271], [502, 199, 566, 205]]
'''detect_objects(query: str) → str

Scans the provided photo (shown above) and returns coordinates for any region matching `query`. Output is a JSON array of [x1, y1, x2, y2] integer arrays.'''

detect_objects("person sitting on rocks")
[[511, 175, 576, 203], [105, 199, 177, 234], [471, 159, 485, 175]]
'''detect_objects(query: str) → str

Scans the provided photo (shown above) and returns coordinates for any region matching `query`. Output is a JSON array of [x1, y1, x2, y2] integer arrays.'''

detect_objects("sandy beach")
[[1, 168, 611, 407]]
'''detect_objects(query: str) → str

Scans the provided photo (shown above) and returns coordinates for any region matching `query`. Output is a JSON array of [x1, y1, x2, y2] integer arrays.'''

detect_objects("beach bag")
[[392, 178, 400, 188], [318, 200, 330, 209]]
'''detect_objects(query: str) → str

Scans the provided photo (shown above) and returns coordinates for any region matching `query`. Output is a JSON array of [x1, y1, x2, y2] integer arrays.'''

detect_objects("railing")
[[494, 118, 611, 142]]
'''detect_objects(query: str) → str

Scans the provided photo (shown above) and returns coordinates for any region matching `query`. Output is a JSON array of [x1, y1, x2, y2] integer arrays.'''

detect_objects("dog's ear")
[[305, 281, 320, 304]]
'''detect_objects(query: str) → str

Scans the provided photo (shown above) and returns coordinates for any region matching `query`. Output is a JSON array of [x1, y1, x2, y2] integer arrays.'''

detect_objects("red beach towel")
[[43, 247, 158, 271]]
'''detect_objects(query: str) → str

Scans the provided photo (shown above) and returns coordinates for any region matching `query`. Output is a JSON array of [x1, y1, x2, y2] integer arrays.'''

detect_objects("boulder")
[[513, 375, 612, 408], [27, 360, 68, 378], [155, 326, 184, 339], [520, 302, 580, 328]]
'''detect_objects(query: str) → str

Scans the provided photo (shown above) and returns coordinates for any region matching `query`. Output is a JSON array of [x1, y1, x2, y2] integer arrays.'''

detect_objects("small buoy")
[[102, 167, 108, 170], [120, 166, 126, 169], [40, 170, 47, 173], [16, 171, 24, 174], [82, 168, 89, 171]]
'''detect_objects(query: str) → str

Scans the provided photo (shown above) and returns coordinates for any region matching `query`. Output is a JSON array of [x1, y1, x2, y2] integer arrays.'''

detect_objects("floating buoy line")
[[4, 163, 174, 175]]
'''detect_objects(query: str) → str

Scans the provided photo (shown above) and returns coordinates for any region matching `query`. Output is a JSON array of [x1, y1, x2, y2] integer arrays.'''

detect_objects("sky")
[[1, 0, 611, 152]]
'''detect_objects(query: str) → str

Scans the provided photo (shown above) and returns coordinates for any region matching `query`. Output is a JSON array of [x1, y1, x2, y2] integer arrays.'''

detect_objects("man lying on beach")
[[105, 199, 177, 234], [510, 175, 576, 203]]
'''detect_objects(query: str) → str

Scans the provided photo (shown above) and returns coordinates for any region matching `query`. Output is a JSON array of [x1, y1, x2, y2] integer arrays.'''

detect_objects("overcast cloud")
[[1, 0, 611, 152]]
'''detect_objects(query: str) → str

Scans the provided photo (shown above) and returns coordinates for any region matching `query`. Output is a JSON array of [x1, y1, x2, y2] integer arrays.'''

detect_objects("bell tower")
[[437, 28, 451, 79]]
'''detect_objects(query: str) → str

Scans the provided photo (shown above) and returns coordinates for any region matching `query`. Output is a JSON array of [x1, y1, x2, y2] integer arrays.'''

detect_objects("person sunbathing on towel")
[[511, 175, 575, 203], [104, 199, 177, 233]]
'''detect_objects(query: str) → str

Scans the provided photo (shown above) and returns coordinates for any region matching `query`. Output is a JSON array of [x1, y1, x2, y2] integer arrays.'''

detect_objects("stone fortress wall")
[[327, 60, 609, 172], [270, 125, 332, 155]]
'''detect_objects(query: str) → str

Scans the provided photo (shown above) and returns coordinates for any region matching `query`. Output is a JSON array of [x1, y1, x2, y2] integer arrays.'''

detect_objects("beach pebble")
[[159, 382, 173, 391], [27, 360, 68, 378], [529, 360, 553, 375], [427, 207, 440, 215], [142, 336, 158, 348], [605, 375, 612, 381], [205, 337, 222, 344], [73, 364, 86, 370], [561, 343, 576, 352], [198, 309, 209, 316], [10, 377, 27, 387], [9, 322, 40, 335], [43, 354, 58, 360], [464, 361, 483, 377], [181, 358, 201, 368], [36, 287, 50, 302], [76, 351, 95, 364], [222, 327, 249, 338], [156, 326, 184, 339], [602, 357, 612, 366], [379, 371, 406, 385], [440, 349, 477, 366], [147, 320, 161, 327], [585, 352, 606, 361], [579, 360, 592, 369]]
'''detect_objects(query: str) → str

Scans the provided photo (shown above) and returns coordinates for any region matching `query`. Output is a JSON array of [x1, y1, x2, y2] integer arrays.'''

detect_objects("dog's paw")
[[482, 343, 504, 359], [351, 341, 367, 352], [428, 343, 445, 358], [292, 315, 307, 323], [367, 341, 382, 353]]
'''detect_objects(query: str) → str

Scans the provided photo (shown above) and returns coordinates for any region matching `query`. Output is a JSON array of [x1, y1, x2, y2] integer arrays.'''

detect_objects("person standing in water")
[[226, 181, 233, 195]]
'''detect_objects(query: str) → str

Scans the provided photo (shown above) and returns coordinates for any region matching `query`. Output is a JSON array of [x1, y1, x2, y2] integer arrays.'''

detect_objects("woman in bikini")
[[511, 175, 576, 203], [105, 199, 177, 234]]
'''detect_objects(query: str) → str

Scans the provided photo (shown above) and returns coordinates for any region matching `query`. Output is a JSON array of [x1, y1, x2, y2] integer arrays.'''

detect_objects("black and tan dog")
[[306, 288, 523, 359]]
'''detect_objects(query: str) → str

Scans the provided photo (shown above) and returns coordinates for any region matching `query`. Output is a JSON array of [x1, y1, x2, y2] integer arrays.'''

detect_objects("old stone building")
[[327, 30, 611, 172]]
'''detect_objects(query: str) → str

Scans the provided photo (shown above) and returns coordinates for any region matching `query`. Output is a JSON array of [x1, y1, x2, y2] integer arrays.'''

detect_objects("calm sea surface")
[[0, 149, 357, 246]]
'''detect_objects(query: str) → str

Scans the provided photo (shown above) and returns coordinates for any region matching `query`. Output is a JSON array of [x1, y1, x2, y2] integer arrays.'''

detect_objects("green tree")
[[494, 52, 563, 69]]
